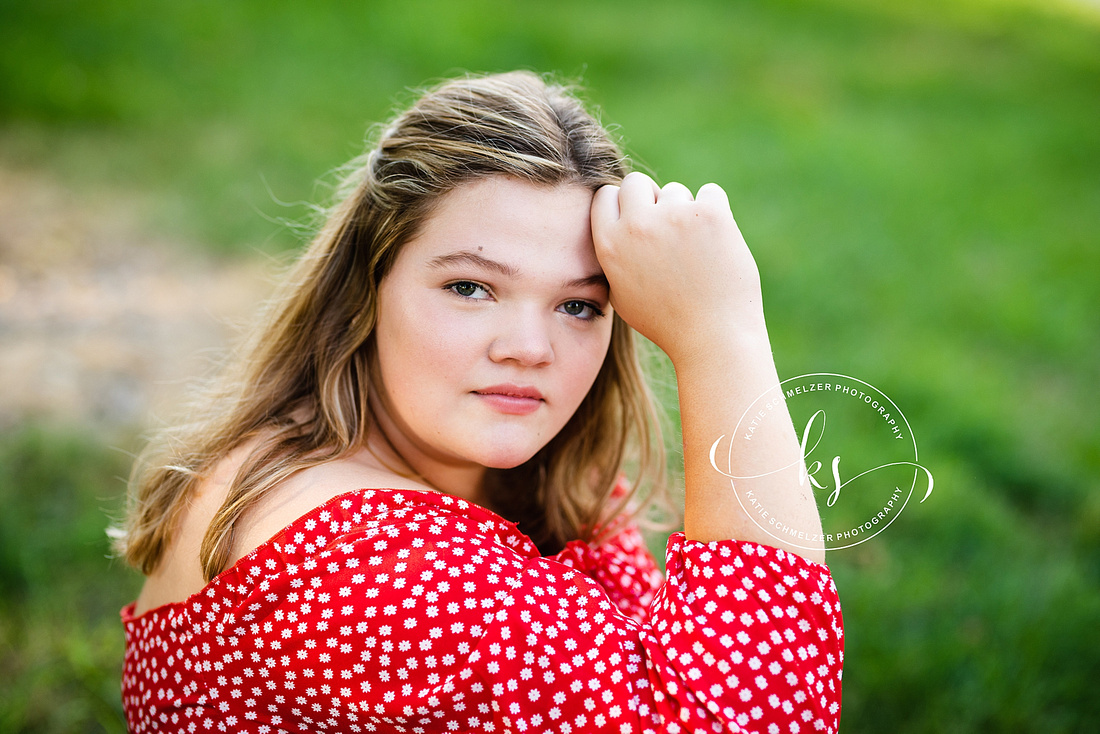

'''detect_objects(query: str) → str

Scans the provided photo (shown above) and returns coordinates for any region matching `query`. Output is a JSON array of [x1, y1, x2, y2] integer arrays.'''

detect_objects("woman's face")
[[372, 176, 614, 491]]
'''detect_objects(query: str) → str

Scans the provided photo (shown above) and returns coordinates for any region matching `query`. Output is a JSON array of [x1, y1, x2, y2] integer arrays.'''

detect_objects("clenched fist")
[[591, 172, 767, 365]]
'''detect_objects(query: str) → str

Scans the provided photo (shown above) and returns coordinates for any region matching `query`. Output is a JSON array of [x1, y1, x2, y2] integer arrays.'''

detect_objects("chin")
[[464, 437, 547, 470], [476, 449, 541, 470], [458, 423, 556, 470]]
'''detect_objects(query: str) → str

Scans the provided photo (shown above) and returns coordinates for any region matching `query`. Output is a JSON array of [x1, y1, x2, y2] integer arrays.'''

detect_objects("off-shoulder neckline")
[[122, 487, 528, 623]]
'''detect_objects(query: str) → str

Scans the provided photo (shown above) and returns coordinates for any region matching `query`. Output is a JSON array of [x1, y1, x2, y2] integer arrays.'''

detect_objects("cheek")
[[559, 324, 614, 402], [376, 292, 483, 389]]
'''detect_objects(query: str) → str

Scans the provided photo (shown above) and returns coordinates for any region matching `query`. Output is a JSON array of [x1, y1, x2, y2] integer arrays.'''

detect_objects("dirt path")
[[0, 168, 273, 431]]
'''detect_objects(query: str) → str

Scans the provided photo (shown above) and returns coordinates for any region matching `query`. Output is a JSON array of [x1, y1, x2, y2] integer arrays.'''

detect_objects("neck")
[[364, 390, 489, 507]]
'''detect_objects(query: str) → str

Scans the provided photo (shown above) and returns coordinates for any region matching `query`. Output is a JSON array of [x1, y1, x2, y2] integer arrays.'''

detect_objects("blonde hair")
[[115, 71, 672, 581]]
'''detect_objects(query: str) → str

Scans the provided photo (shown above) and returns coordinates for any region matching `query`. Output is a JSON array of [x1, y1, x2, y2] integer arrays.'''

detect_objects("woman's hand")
[[593, 172, 826, 562], [591, 172, 765, 364]]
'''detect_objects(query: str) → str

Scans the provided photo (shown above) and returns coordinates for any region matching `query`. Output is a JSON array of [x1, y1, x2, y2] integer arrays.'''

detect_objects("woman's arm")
[[592, 172, 825, 564]]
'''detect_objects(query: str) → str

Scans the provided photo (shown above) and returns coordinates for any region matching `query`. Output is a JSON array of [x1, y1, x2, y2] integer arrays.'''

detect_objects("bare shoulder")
[[133, 443, 424, 615], [232, 451, 433, 556], [132, 439, 259, 614]]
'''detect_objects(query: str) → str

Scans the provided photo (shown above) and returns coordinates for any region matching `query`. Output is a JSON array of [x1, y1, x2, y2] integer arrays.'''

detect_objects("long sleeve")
[[644, 536, 842, 731], [461, 533, 841, 733], [122, 489, 842, 733], [552, 522, 664, 625]]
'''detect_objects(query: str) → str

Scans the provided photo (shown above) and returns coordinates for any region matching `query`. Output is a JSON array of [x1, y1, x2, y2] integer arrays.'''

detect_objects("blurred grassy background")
[[1, 0, 1098, 730]]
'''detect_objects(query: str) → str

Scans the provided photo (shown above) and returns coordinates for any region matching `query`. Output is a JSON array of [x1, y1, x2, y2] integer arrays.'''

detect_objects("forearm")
[[588, 173, 825, 562], [675, 323, 826, 564]]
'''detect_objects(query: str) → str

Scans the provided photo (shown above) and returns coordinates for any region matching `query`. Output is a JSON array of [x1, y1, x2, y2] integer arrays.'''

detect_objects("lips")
[[473, 384, 545, 415], [475, 384, 544, 400]]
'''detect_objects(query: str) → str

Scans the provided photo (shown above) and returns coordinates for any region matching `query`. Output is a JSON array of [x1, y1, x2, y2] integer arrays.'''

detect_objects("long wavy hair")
[[114, 71, 672, 581]]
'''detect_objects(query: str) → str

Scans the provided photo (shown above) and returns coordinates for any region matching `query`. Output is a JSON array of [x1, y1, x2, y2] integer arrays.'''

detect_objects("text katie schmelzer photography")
[[711, 373, 935, 551]]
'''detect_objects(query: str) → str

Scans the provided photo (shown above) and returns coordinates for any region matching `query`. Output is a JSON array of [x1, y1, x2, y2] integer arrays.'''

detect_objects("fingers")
[[623, 174, 728, 212], [594, 175, 732, 235], [591, 184, 621, 231], [617, 171, 660, 217], [659, 180, 694, 205], [592, 172, 674, 232], [695, 182, 730, 209]]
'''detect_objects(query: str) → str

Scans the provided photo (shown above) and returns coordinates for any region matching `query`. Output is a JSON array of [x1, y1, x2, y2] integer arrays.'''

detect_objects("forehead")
[[399, 176, 599, 273]]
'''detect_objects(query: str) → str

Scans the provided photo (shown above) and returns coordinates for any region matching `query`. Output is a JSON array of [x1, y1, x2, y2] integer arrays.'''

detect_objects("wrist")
[[667, 312, 773, 375]]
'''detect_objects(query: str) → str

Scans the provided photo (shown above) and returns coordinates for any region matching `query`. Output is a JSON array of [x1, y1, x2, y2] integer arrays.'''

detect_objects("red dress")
[[121, 488, 843, 733]]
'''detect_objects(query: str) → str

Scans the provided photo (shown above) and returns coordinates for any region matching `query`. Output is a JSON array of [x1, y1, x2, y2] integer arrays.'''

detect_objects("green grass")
[[1, 0, 1098, 730], [0, 426, 140, 733]]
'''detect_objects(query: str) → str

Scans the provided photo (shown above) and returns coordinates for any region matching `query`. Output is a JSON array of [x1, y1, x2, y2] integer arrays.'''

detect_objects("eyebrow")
[[428, 250, 608, 291], [428, 251, 517, 277]]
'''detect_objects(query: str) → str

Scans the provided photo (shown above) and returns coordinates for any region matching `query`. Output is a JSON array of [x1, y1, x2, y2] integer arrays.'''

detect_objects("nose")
[[488, 307, 555, 367]]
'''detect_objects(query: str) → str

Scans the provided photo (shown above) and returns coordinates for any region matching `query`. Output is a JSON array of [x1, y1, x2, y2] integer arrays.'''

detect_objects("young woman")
[[116, 71, 841, 733]]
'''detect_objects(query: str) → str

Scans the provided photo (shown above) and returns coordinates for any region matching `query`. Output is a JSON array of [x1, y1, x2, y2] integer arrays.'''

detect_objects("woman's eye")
[[559, 300, 604, 320], [448, 281, 490, 300]]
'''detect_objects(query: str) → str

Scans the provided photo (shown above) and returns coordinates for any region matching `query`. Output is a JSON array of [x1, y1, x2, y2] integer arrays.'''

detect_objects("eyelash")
[[444, 281, 605, 321]]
